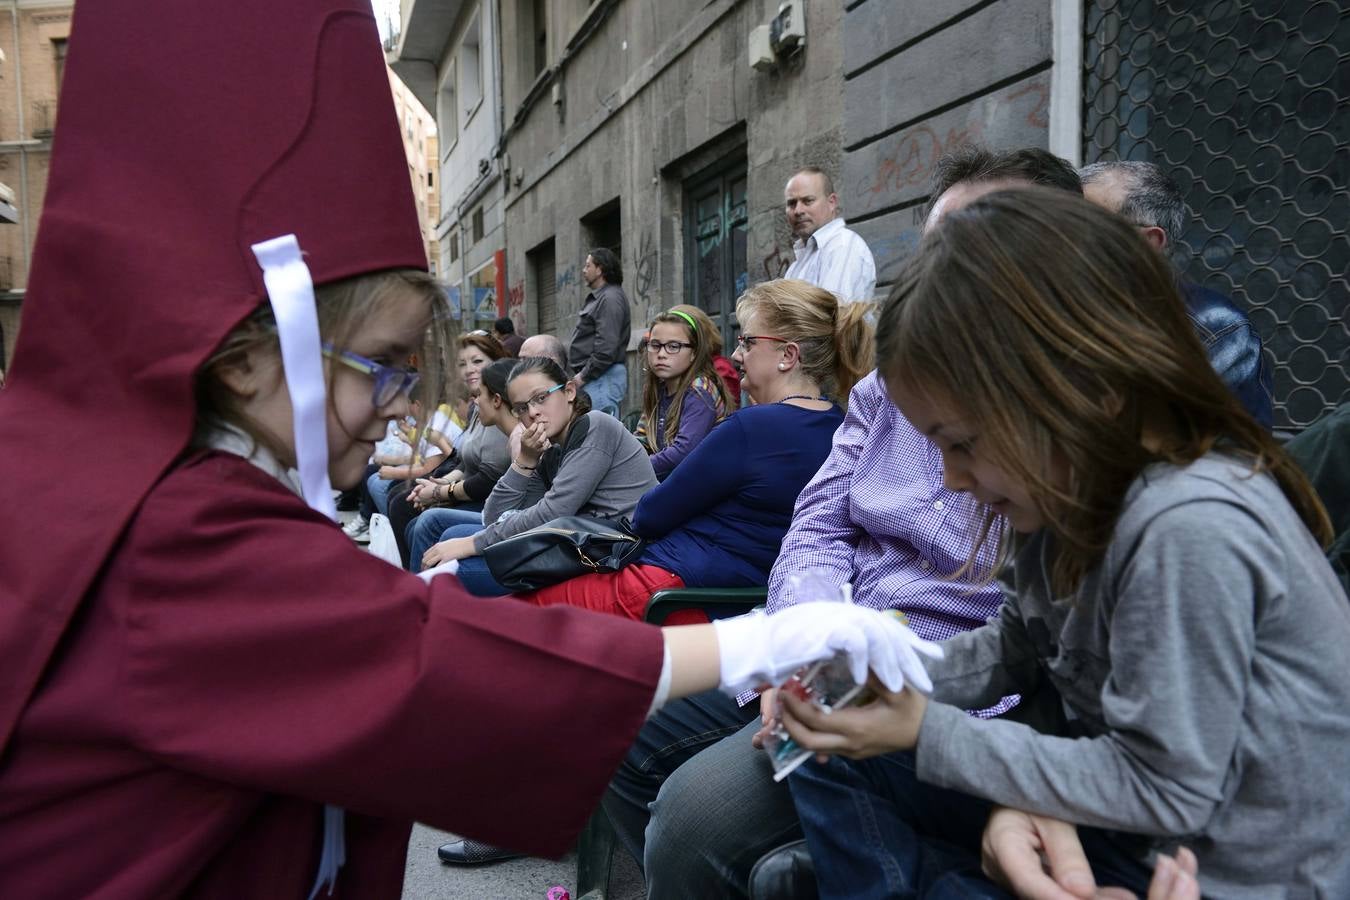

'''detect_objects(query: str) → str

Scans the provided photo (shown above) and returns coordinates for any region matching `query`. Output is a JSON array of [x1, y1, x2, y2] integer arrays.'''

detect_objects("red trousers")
[[519, 564, 709, 626]]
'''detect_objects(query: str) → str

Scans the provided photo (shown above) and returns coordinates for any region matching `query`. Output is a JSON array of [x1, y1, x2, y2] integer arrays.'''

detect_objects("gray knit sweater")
[[917, 454, 1350, 898], [473, 411, 657, 553]]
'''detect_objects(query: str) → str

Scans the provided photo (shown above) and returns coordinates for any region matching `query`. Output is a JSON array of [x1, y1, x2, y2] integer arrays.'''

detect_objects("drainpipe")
[[8, 0, 32, 284]]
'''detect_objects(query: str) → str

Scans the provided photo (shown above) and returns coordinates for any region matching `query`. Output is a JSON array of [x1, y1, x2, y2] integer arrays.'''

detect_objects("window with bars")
[[683, 160, 748, 342], [1082, 0, 1347, 430]]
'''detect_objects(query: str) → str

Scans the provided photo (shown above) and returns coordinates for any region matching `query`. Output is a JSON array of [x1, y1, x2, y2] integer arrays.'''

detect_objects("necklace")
[[777, 394, 829, 404]]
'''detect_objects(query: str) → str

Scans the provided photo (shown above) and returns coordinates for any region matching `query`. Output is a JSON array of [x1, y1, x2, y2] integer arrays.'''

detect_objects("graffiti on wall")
[[851, 77, 1050, 206], [635, 230, 657, 309], [508, 279, 525, 331], [555, 264, 578, 294]]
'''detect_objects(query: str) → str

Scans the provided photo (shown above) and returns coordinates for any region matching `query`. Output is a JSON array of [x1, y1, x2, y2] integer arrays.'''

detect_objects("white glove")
[[415, 559, 460, 583], [711, 602, 944, 697]]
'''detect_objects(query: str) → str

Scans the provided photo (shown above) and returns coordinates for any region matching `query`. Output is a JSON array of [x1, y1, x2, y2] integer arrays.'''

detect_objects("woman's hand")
[[409, 478, 442, 509], [421, 535, 478, 569], [778, 676, 928, 760], [376, 464, 408, 480], [516, 422, 551, 468]]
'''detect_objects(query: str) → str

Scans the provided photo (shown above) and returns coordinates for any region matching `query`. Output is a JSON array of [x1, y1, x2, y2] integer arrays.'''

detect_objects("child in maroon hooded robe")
[[0, 3, 932, 896]]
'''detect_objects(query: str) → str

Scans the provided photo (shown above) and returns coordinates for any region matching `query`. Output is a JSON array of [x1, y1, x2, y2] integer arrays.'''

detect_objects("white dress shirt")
[[784, 217, 877, 304]]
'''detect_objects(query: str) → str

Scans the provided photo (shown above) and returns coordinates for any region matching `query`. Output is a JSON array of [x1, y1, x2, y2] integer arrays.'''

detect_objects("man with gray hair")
[[1081, 160, 1273, 426]]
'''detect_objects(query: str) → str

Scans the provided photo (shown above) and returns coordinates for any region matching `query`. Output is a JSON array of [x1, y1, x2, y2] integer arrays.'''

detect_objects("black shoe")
[[436, 838, 524, 866], [748, 839, 817, 900]]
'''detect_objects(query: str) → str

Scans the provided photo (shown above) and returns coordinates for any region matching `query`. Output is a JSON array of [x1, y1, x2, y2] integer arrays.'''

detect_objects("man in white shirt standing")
[[782, 166, 876, 305]]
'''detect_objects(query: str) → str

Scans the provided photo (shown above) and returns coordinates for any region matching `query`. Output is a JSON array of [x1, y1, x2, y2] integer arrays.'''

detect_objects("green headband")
[[667, 309, 699, 333]]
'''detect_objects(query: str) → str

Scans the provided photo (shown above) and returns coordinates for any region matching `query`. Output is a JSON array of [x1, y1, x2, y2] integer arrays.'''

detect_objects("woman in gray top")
[[421, 356, 657, 594], [777, 189, 1348, 899]]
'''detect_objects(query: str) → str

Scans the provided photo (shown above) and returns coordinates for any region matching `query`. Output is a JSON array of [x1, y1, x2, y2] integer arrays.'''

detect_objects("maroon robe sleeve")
[[109, 451, 663, 857]]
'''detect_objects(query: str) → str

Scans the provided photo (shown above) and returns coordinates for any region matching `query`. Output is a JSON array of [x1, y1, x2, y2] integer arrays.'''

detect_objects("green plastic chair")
[[574, 586, 767, 899]]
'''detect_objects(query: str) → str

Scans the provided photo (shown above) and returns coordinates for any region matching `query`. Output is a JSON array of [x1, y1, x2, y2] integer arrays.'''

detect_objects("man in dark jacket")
[[567, 247, 631, 417], [1082, 160, 1273, 426]]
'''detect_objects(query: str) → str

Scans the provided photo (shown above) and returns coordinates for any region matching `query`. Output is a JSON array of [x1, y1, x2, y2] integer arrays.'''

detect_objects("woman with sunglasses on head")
[[508, 280, 871, 625], [639, 308, 734, 481], [420, 356, 659, 595]]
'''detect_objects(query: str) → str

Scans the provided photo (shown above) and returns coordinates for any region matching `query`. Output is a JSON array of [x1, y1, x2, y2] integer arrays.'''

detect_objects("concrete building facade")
[[390, 0, 509, 335], [392, 0, 1344, 425], [0, 0, 67, 372], [493, 0, 850, 405], [387, 66, 442, 276]]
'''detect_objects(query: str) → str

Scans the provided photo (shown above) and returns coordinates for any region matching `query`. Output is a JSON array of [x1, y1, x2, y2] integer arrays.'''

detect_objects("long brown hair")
[[640, 309, 732, 451], [735, 279, 874, 406], [878, 187, 1330, 595]]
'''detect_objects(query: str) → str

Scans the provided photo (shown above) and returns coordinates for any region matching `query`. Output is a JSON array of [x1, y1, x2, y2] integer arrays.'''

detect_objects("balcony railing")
[[30, 101, 55, 139]]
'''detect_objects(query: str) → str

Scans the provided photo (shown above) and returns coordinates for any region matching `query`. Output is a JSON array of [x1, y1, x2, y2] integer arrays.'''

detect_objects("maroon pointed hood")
[[0, 0, 428, 751]]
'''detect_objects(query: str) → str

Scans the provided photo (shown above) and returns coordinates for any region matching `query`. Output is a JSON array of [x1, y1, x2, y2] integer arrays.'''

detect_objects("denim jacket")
[[1182, 282, 1274, 427]]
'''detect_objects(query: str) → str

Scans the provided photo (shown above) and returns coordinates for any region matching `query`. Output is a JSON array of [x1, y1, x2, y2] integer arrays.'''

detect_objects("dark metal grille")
[[1083, 0, 1348, 429]]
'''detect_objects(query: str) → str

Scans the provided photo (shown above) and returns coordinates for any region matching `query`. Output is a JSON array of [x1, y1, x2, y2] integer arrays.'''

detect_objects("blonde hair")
[[735, 279, 874, 405], [640, 309, 732, 452], [878, 187, 1330, 595], [194, 269, 452, 464]]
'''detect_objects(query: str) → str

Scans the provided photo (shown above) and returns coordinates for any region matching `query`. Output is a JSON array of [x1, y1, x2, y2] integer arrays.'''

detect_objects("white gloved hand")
[[415, 559, 460, 583], [711, 602, 944, 697]]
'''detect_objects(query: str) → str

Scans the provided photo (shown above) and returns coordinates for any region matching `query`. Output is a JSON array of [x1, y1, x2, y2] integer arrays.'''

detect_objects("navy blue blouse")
[[633, 401, 844, 588]]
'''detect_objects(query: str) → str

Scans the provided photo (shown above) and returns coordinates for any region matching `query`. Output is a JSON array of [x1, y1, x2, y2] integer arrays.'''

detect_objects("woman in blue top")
[[519, 279, 874, 624]]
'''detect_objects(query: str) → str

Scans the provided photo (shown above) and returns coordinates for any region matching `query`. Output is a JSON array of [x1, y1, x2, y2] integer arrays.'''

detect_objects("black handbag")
[[482, 516, 647, 592]]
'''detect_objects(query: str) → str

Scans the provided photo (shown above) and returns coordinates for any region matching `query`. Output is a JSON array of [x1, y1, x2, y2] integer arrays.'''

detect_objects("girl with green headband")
[[639, 308, 734, 480]]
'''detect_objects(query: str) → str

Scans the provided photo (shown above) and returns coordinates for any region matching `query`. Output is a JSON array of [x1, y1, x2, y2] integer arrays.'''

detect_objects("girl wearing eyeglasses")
[[639, 309, 734, 480], [419, 356, 659, 594]]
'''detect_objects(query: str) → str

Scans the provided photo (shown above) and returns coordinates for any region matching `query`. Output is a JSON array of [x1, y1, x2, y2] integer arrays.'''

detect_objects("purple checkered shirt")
[[739, 372, 1014, 715]]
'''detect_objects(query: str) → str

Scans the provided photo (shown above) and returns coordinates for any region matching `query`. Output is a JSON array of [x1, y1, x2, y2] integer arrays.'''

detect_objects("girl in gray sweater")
[[777, 189, 1348, 899], [420, 356, 657, 594]]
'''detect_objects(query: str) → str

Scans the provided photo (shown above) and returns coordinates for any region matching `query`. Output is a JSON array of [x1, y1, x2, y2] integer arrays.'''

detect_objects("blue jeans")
[[602, 690, 761, 878], [408, 507, 484, 572], [790, 752, 1153, 899], [440, 523, 512, 595], [365, 470, 397, 516], [584, 361, 627, 417]]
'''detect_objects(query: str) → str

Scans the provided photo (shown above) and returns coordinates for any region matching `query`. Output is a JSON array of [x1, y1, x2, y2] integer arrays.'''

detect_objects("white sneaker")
[[342, 516, 370, 543]]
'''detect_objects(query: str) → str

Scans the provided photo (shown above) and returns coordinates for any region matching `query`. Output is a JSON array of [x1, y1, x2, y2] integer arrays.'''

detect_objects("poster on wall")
[[468, 260, 498, 331]]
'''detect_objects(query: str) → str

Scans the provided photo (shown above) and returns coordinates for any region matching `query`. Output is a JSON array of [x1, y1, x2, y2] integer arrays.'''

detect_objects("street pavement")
[[402, 824, 645, 900]]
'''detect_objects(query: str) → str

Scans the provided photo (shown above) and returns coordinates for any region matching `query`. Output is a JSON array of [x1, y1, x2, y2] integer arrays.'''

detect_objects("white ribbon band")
[[251, 234, 344, 898], [251, 234, 337, 523]]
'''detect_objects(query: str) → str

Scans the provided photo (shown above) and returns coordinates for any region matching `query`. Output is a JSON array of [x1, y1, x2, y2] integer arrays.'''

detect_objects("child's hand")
[[777, 675, 927, 760], [750, 687, 779, 749], [979, 807, 1199, 900]]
